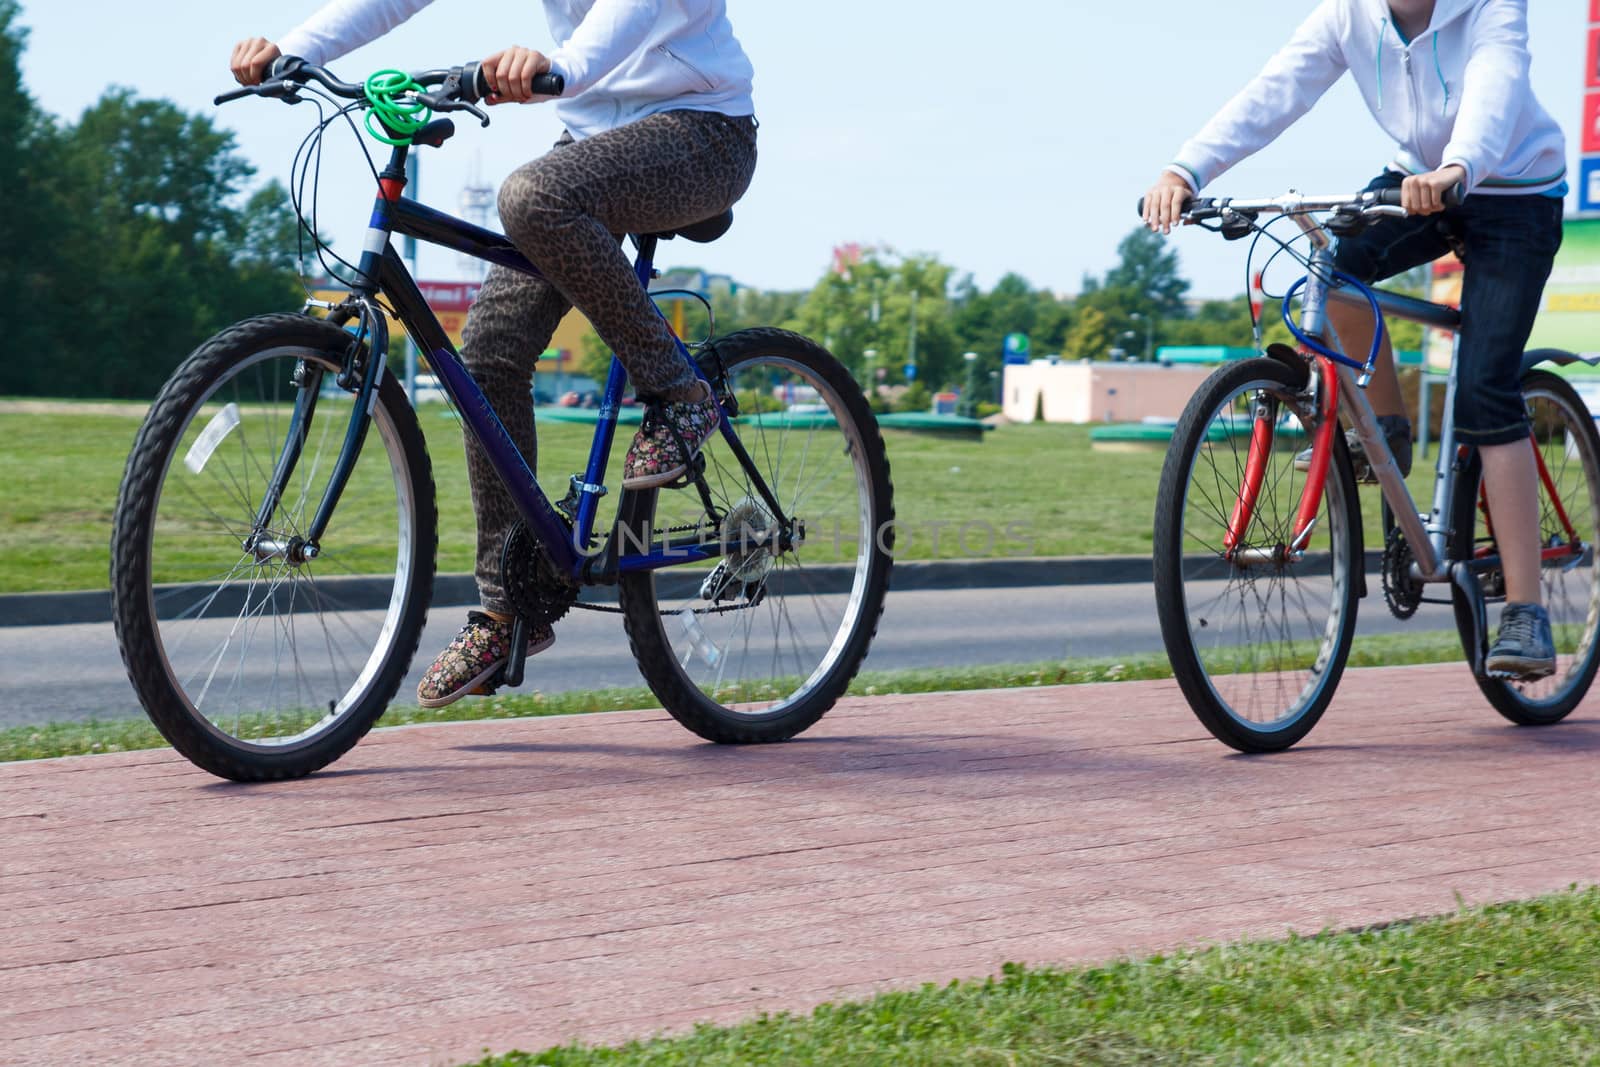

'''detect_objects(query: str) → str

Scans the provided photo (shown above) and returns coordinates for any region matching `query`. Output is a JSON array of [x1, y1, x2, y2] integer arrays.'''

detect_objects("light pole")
[[959, 351, 979, 418], [862, 348, 878, 398], [1129, 312, 1154, 361]]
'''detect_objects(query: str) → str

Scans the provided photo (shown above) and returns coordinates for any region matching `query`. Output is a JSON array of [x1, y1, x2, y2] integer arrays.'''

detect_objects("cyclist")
[[230, 0, 758, 706], [1142, 0, 1567, 680]]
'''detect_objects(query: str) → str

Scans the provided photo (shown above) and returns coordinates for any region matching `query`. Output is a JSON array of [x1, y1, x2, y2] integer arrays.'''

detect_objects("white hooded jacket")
[[277, 0, 754, 140], [1168, 0, 1566, 196]]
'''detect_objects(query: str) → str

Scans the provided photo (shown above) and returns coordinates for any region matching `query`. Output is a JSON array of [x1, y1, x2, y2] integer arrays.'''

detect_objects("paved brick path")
[[5, 664, 1600, 1066]]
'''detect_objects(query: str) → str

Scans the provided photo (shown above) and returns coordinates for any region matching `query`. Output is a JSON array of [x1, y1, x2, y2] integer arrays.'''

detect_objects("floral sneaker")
[[416, 611, 555, 709], [622, 380, 722, 490]]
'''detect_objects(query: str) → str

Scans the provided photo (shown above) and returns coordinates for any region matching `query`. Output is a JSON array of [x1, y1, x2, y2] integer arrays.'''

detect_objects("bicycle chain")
[[530, 517, 761, 619]]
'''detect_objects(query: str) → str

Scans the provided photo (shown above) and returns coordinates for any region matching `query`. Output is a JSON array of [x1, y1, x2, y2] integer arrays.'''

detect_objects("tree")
[[788, 249, 961, 389], [1103, 226, 1191, 319], [0, 70, 304, 398], [1062, 305, 1115, 361], [949, 271, 1072, 382], [0, 0, 64, 395]]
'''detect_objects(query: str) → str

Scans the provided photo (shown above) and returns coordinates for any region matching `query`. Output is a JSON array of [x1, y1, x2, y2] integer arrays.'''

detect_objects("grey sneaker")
[[1293, 415, 1412, 484], [1485, 602, 1556, 681]]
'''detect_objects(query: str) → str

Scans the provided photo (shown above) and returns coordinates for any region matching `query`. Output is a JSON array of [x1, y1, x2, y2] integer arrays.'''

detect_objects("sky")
[[11, 1, 1591, 300]]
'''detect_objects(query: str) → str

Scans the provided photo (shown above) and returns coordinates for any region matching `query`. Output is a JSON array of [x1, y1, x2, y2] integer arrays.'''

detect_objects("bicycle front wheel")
[[111, 314, 437, 780], [1450, 368, 1600, 725], [617, 328, 894, 744], [1153, 357, 1362, 752]]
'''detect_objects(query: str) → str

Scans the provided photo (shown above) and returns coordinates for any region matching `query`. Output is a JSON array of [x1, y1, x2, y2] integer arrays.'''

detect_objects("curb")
[[0, 552, 1384, 628]]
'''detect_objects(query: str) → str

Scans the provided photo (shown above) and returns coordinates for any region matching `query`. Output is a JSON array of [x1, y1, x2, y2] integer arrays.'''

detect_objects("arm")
[[1439, 0, 1531, 192], [544, 0, 659, 98], [276, 0, 437, 68], [1168, 1, 1348, 192]]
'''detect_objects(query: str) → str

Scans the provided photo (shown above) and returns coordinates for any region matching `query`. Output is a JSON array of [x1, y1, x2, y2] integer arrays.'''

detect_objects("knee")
[[497, 163, 572, 246]]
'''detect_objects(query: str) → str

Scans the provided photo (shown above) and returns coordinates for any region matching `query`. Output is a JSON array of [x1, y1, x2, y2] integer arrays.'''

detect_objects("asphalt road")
[[0, 581, 1458, 728]]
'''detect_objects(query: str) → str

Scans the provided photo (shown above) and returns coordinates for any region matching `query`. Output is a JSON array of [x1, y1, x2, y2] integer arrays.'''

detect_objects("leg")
[[1327, 300, 1404, 418], [459, 263, 572, 616], [416, 263, 570, 709], [1480, 441, 1541, 603], [1454, 195, 1563, 606], [1324, 173, 1453, 478], [1453, 193, 1564, 677], [495, 110, 757, 399]]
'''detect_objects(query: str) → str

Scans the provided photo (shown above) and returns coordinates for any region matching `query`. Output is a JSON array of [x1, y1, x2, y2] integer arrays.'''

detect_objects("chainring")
[[1381, 526, 1424, 620], [500, 520, 580, 629]]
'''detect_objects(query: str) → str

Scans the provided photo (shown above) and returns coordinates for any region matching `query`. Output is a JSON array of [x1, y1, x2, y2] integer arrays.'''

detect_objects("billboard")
[[1586, 7, 1600, 214], [309, 280, 592, 359], [1527, 218, 1600, 358]]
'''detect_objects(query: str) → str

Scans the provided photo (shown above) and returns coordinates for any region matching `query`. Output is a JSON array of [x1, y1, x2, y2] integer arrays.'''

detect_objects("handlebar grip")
[[268, 54, 304, 80], [1372, 181, 1466, 209], [463, 60, 488, 102], [462, 61, 564, 101]]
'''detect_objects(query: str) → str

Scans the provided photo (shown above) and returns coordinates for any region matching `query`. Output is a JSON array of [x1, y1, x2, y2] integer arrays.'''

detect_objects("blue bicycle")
[[110, 59, 895, 781]]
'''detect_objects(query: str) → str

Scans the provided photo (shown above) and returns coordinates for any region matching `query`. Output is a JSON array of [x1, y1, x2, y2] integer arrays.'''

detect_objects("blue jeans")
[[1332, 170, 1564, 446]]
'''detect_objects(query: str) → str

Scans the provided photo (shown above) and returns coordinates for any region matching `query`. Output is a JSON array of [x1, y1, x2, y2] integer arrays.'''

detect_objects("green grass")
[[461, 885, 1600, 1065], [0, 407, 1447, 593], [0, 628, 1472, 764]]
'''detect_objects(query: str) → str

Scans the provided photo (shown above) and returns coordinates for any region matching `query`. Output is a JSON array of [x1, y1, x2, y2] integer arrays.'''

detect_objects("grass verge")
[[0, 410, 1444, 593], [0, 628, 1471, 763], [462, 885, 1600, 1066]]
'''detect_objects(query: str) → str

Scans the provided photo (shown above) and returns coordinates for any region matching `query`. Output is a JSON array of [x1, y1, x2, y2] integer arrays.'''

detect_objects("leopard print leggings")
[[459, 108, 757, 616]]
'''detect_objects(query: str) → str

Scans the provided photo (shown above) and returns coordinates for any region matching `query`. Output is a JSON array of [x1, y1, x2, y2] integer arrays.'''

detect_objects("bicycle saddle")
[[645, 209, 733, 243]]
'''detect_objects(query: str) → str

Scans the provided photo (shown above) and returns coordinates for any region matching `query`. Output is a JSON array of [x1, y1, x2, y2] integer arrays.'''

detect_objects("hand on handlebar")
[[230, 37, 281, 86], [481, 46, 559, 104], [1401, 165, 1467, 216], [1142, 171, 1195, 236]]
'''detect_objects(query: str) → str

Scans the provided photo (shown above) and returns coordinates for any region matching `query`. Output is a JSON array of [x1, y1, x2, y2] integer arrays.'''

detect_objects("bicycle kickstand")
[[1451, 564, 1490, 677]]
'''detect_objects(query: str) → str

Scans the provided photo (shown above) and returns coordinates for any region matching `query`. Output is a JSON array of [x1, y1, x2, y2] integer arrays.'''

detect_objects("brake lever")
[[214, 81, 302, 106], [417, 92, 490, 128]]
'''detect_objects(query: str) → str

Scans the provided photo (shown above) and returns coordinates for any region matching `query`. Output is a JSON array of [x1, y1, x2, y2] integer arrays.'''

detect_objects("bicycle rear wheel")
[[1152, 357, 1362, 751], [617, 328, 894, 743], [111, 314, 437, 780], [1450, 368, 1600, 725]]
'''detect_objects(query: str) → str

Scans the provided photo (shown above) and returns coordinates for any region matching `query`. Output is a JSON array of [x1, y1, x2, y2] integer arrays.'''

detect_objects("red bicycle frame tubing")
[[1475, 432, 1581, 562], [1223, 411, 1276, 553], [1531, 431, 1581, 548], [1223, 354, 1339, 554], [1291, 356, 1341, 546]]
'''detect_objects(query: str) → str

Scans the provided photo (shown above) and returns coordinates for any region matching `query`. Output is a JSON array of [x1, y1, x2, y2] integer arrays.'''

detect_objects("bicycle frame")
[[1226, 213, 1584, 588], [262, 138, 790, 587]]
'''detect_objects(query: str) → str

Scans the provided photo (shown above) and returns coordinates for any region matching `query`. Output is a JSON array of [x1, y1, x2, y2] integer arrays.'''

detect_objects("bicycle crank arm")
[[1450, 561, 1489, 677], [501, 617, 529, 689]]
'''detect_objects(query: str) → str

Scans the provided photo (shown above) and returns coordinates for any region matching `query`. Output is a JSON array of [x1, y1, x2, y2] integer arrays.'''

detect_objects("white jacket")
[[277, 0, 755, 140], [1168, 0, 1566, 196]]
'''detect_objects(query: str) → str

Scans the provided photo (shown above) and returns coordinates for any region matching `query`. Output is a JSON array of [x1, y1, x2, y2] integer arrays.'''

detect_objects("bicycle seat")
[[645, 209, 733, 244]]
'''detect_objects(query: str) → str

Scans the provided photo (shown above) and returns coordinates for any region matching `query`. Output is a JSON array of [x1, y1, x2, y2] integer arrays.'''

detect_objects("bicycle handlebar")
[[213, 55, 565, 112], [1134, 181, 1465, 225]]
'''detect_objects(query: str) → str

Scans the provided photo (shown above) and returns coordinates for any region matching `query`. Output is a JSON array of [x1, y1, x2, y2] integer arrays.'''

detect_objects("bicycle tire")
[[111, 313, 437, 780], [1153, 357, 1362, 752], [1449, 368, 1600, 725], [617, 328, 894, 743]]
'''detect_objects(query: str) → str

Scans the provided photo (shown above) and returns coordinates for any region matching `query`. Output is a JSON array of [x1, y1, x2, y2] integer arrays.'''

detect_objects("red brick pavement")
[[4, 664, 1600, 1066]]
